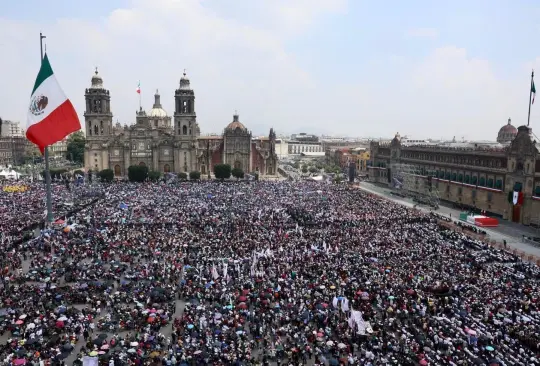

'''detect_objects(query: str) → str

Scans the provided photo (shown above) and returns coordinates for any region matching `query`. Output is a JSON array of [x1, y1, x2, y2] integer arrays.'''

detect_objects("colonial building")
[[369, 121, 540, 225], [84, 69, 277, 176]]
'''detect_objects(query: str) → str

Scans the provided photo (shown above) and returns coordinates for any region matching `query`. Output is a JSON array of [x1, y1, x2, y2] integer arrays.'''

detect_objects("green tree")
[[214, 164, 232, 180], [301, 166, 308, 174], [178, 172, 188, 180], [41, 168, 68, 179], [98, 169, 114, 182], [128, 165, 148, 182], [231, 167, 244, 180], [250, 171, 259, 181], [309, 167, 318, 174], [148, 170, 161, 182], [189, 171, 201, 180], [87, 169, 92, 183], [66, 131, 85, 164], [292, 161, 300, 169], [73, 169, 84, 177]]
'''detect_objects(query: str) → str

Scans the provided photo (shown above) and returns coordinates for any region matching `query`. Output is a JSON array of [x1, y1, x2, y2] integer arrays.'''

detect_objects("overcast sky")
[[2, 0, 540, 140]]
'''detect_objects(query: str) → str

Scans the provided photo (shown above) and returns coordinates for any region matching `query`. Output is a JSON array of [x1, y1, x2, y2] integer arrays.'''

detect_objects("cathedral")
[[84, 69, 278, 177]]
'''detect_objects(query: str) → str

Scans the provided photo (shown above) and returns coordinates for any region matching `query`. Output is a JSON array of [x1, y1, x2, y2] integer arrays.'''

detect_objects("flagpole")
[[40, 32, 54, 223], [528, 70, 534, 127]]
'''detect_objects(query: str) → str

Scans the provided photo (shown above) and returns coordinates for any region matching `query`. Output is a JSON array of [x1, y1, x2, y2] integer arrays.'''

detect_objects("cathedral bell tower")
[[174, 71, 197, 137], [84, 68, 113, 171], [173, 70, 199, 172], [84, 68, 113, 138]]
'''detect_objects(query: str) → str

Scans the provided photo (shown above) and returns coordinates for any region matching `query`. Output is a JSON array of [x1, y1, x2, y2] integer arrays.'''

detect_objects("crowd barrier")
[[437, 219, 540, 266]]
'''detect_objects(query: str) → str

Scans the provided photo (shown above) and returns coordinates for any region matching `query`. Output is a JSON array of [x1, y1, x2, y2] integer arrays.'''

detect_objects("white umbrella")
[[130, 342, 138, 347], [58, 316, 68, 322], [338, 343, 346, 349], [19, 315, 27, 320]]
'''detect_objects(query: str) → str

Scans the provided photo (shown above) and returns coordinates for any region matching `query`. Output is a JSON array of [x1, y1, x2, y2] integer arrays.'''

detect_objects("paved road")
[[358, 182, 540, 258]]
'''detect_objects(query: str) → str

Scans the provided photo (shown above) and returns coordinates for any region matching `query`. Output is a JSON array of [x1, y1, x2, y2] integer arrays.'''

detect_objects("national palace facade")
[[369, 120, 540, 225], [84, 69, 278, 177]]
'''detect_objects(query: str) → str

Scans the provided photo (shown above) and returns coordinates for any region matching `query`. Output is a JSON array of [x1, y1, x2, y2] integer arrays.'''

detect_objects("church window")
[[182, 125, 187, 135], [88, 124, 92, 136], [94, 124, 99, 135], [100, 121, 104, 135], [182, 101, 187, 113]]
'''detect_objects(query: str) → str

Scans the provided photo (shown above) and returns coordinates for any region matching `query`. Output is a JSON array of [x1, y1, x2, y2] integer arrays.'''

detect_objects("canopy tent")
[[0, 169, 21, 180], [460, 212, 499, 227]]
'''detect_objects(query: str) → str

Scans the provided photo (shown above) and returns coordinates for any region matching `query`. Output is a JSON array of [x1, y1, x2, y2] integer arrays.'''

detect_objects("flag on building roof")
[[136, 80, 141, 94], [26, 54, 81, 154]]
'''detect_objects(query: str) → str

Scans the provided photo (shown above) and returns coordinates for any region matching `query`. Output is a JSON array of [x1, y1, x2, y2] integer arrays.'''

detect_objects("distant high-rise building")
[[0, 119, 23, 137]]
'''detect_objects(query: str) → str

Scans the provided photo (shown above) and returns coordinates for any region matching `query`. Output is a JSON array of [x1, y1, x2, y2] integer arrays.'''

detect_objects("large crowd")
[[0, 180, 538, 366]]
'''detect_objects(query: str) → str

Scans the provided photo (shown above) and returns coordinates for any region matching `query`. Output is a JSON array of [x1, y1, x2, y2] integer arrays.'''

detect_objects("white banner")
[[83, 356, 99, 366]]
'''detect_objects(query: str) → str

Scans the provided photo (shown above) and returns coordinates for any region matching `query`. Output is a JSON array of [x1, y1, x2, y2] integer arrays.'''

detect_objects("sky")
[[2, 0, 540, 140]]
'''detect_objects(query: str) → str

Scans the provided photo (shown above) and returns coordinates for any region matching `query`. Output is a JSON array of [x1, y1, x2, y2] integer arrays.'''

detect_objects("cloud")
[[0, 1, 537, 140], [0, 0, 345, 136], [405, 27, 439, 39]]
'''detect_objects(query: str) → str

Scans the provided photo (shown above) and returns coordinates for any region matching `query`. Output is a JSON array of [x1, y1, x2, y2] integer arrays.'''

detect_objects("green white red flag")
[[26, 54, 81, 154]]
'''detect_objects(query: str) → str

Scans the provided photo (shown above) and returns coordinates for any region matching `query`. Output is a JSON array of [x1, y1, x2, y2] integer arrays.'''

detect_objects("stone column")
[[152, 147, 159, 171], [174, 146, 181, 172], [101, 150, 109, 170]]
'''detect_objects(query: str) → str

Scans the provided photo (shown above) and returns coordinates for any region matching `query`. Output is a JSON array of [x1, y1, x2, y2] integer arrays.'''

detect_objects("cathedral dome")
[[226, 113, 247, 131], [90, 68, 103, 89], [497, 118, 517, 144], [148, 90, 168, 117]]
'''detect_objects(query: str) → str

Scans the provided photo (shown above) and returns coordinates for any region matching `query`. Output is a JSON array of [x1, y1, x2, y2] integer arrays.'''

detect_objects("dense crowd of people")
[[0, 180, 538, 366]]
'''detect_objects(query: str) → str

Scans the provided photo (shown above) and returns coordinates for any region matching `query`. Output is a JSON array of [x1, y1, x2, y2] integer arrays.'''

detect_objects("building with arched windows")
[[369, 121, 540, 225], [84, 69, 277, 177]]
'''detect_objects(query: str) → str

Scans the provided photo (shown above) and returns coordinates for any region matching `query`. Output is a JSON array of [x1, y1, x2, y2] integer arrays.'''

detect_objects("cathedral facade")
[[84, 70, 278, 177]]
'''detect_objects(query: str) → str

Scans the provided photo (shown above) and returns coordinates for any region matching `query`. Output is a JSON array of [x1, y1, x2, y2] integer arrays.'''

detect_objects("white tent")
[[0, 169, 21, 180]]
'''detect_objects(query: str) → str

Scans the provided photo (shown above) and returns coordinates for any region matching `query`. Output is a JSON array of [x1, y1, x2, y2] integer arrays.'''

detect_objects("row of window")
[[401, 152, 505, 168], [432, 171, 503, 189], [288, 145, 322, 153]]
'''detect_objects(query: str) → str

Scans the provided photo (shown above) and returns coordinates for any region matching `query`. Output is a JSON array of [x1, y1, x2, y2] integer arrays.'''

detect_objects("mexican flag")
[[26, 54, 81, 154], [532, 75, 536, 104], [136, 80, 141, 94], [512, 190, 524, 205]]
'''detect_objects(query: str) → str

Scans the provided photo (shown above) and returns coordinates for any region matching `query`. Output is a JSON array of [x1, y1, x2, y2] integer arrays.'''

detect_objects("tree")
[[148, 170, 161, 182], [214, 164, 232, 180], [178, 172, 188, 180], [66, 131, 85, 164], [231, 167, 244, 180], [87, 169, 92, 183], [301, 166, 308, 174], [309, 167, 319, 174], [250, 171, 259, 181], [98, 169, 114, 182], [41, 168, 68, 179], [189, 171, 201, 180], [73, 169, 84, 177], [128, 165, 148, 182]]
